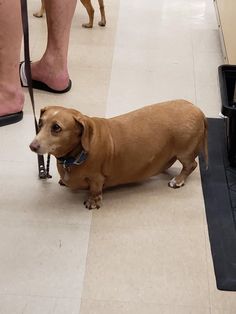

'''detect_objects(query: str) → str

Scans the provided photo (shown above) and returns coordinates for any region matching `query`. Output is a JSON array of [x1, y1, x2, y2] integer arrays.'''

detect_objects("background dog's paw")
[[168, 177, 184, 189], [82, 23, 93, 28], [98, 20, 106, 27]]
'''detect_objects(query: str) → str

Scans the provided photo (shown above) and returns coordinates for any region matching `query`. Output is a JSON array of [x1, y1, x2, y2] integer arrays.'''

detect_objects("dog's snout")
[[30, 140, 40, 153]]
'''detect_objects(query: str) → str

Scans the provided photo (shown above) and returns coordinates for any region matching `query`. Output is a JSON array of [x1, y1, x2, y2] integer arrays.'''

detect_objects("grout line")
[[77, 1, 122, 313]]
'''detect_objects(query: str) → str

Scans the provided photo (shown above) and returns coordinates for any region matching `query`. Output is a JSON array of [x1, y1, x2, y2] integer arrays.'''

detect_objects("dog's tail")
[[202, 117, 208, 170]]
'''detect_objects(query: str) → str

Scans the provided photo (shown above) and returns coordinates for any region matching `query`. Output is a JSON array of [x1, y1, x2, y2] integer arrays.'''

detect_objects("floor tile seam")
[[101, 34, 122, 119], [78, 0, 122, 308], [73, 215, 94, 313], [78, 220, 93, 312]]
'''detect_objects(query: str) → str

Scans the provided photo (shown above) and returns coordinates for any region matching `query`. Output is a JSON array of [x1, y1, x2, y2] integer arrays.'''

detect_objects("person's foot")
[[31, 58, 70, 92], [0, 84, 24, 117], [0, 84, 24, 126]]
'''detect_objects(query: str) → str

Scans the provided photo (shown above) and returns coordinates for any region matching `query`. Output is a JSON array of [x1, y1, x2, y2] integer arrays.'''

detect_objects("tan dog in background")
[[30, 100, 208, 209], [33, 0, 106, 28]]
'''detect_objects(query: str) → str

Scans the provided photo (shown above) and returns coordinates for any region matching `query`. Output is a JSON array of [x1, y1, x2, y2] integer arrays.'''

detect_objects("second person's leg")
[[31, 0, 77, 92]]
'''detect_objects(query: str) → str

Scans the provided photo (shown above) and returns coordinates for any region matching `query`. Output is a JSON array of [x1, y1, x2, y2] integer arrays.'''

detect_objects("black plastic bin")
[[218, 65, 236, 167]]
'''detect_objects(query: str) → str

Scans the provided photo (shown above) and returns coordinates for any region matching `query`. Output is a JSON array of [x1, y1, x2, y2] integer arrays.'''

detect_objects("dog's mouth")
[[29, 139, 67, 157], [29, 139, 53, 155]]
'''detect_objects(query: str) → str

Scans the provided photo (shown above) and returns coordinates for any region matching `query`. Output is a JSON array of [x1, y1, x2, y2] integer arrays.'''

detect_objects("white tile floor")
[[1, 0, 236, 313]]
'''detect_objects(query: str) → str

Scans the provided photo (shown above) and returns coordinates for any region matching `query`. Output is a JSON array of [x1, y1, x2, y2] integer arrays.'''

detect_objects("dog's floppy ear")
[[75, 115, 93, 152], [40, 106, 49, 117]]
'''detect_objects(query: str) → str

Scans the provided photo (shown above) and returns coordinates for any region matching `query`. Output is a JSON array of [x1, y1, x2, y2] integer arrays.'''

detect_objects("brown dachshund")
[[33, 0, 106, 28], [30, 100, 208, 209]]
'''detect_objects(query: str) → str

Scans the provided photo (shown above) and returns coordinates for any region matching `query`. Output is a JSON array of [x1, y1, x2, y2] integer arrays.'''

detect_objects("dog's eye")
[[51, 123, 62, 133]]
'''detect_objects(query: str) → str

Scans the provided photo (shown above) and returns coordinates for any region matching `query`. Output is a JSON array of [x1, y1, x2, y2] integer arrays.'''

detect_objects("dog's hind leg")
[[81, 0, 94, 28], [98, 0, 106, 26], [168, 156, 197, 188]]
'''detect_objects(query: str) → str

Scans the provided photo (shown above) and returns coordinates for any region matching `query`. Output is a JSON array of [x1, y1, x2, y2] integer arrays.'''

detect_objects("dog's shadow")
[[102, 166, 182, 211], [37, 163, 181, 214]]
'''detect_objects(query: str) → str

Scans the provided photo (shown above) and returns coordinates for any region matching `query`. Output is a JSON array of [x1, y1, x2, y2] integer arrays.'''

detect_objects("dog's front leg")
[[84, 177, 104, 210]]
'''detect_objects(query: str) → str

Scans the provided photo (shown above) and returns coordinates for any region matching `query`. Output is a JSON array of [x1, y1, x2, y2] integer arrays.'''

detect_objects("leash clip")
[[38, 154, 52, 179]]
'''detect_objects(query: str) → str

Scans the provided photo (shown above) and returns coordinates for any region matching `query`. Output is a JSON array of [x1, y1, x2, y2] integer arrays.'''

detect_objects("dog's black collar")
[[57, 149, 88, 168]]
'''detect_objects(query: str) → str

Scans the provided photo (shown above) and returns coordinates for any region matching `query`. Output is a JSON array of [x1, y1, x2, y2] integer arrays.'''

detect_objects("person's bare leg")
[[0, 0, 24, 116], [31, 0, 77, 91]]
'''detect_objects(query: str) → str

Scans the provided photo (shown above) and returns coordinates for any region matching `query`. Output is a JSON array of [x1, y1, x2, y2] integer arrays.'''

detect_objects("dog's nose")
[[29, 140, 40, 153]]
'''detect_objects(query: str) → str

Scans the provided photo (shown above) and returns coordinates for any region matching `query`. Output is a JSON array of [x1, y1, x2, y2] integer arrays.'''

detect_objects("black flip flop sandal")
[[19, 61, 72, 94], [0, 111, 23, 127], [31, 78, 72, 94]]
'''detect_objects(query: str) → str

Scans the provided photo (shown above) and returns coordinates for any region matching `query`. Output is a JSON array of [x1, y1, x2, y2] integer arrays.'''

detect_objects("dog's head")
[[29, 106, 92, 158]]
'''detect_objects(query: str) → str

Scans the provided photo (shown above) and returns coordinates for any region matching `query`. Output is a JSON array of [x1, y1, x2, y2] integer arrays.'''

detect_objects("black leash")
[[20, 0, 51, 179]]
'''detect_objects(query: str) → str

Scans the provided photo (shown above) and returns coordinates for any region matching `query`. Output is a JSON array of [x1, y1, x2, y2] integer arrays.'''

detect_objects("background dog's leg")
[[98, 0, 106, 26], [80, 0, 94, 28], [33, 0, 45, 18]]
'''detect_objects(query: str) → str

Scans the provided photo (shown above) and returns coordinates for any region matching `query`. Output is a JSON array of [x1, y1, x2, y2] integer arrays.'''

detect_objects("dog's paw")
[[168, 177, 185, 189], [82, 23, 93, 28], [98, 21, 106, 27], [84, 195, 102, 210]]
